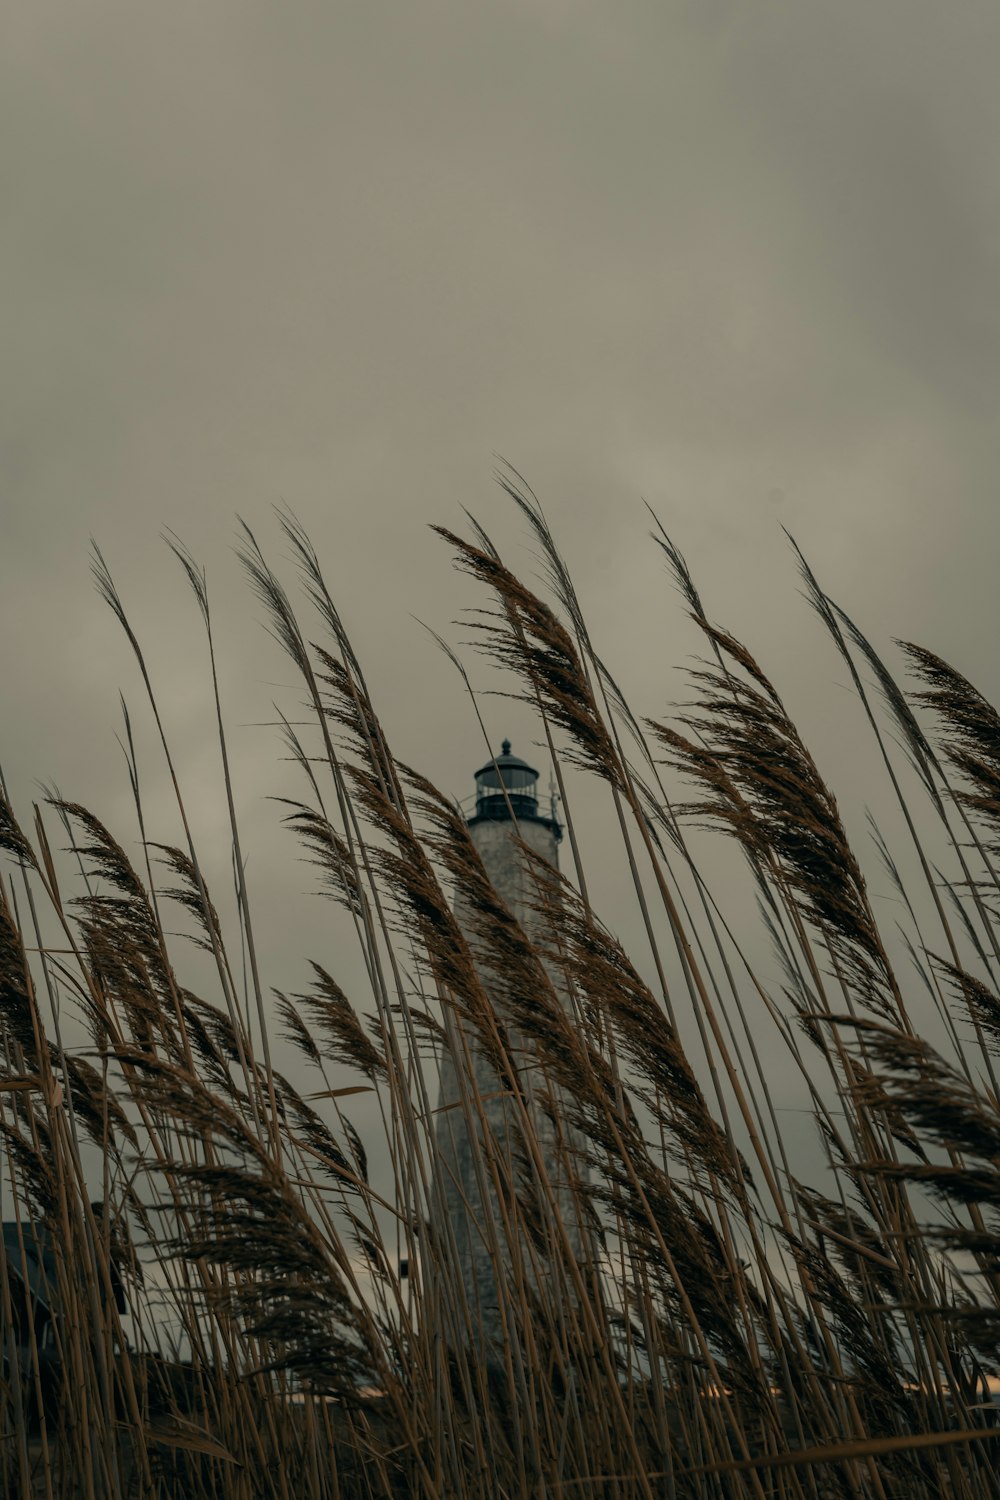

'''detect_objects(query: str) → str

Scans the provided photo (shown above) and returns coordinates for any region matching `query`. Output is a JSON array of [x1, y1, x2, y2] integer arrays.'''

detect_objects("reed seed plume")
[[654, 619, 905, 1027], [432, 526, 625, 790], [903, 643, 1000, 834], [295, 964, 386, 1083]]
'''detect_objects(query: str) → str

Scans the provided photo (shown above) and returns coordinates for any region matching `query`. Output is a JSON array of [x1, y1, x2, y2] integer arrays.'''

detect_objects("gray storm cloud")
[[2, 2, 999, 1195]]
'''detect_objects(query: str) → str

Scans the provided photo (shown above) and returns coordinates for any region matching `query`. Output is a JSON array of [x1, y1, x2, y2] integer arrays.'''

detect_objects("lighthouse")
[[432, 741, 585, 1364]]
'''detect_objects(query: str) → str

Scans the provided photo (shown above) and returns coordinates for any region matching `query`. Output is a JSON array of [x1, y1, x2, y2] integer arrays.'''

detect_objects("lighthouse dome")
[[469, 741, 561, 839]]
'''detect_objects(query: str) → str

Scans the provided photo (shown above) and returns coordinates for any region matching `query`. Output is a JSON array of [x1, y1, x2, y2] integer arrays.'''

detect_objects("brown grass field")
[[2, 481, 999, 1496]]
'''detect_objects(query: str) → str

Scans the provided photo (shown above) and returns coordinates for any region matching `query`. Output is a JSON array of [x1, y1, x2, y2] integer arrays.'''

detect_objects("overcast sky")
[[4, 3, 1000, 1200]]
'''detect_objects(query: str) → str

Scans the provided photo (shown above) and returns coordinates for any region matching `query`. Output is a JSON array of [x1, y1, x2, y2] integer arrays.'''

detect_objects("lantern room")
[[468, 740, 562, 839]]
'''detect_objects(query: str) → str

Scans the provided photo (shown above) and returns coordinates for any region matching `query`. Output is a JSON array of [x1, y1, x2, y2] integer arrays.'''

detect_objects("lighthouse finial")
[[501, 738, 511, 756]]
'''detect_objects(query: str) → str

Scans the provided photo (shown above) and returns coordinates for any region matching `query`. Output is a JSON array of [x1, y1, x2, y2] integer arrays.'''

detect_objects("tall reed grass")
[[0, 483, 998, 1497]]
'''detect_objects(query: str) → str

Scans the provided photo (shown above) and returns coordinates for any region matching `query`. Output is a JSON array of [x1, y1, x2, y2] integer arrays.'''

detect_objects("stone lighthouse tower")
[[433, 741, 584, 1364]]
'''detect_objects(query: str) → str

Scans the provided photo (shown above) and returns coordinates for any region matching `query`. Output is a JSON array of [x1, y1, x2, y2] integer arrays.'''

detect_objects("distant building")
[[1, 1220, 59, 1356], [433, 742, 587, 1364], [1, 1214, 127, 1385]]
